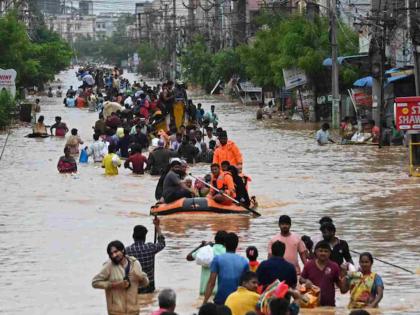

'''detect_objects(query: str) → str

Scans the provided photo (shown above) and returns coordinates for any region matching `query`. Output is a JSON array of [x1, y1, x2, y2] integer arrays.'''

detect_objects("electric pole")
[[172, 0, 177, 80], [370, 0, 384, 130], [330, 0, 340, 129], [409, 0, 420, 95]]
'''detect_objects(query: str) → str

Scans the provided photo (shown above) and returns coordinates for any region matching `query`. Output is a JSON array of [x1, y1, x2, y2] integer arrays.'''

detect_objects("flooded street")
[[0, 69, 419, 315]]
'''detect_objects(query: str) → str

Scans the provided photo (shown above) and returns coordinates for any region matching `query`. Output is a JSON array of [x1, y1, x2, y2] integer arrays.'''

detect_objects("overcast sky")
[[72, 0, 141, 14]]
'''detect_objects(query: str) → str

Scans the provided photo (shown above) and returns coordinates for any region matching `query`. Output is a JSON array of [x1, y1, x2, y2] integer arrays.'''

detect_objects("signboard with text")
[[394, 97, 420, 130], [0, 68, 17, 97], [283, 68, 307, 90]]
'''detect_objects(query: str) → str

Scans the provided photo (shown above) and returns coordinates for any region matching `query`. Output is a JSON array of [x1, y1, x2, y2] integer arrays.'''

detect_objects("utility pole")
[[187, 0, 194, 44], [172, 0, 177, 80], [330, 0, 340, 129], [370, 0, 384, 130], [409, 0, 420, 95]]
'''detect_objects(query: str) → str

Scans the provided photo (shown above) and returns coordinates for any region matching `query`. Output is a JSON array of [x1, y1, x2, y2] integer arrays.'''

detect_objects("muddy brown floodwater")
[[0, 69, 419, 315]]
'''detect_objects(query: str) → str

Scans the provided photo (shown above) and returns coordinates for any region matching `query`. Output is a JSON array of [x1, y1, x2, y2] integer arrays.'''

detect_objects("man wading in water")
[[92, 240, 149, 315], [126, 218, 166, 293]]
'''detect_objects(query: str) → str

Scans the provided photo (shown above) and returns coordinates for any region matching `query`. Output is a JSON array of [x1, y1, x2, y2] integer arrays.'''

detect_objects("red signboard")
[[394, 97, 420, 130], [353, 91, 372, 107]]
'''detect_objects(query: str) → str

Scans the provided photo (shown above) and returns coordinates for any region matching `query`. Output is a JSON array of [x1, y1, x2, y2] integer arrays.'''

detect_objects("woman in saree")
[[342, 252, 384, 309]]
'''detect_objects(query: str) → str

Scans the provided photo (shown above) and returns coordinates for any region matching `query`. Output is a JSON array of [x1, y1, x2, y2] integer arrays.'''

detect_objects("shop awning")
[[353, 68, 414, 87], [322, 54, 369, 67], [353, 76, 372, 87]]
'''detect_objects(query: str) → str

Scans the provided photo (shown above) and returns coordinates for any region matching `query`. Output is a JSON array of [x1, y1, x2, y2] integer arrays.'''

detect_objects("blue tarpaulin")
[[353, 76, 373, 87], [352, 75, 413, 87]]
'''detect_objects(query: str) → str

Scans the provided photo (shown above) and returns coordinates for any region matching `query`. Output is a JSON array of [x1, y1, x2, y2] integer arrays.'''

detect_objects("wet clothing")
[[257, 256, 297, 290], [178, 142, 199, 164], [225, 287, 260, 315], [210, 252, 249, 304], [130, 132, 149, 150], [316, 129, 330, 144], [92, 256, 149, 315], [117, 135, 131, 158], [328, 238, 353, 266], [94, 119, 107, 135], [162, 170, 192, 203], [301, 259, 340, 306], [66, 135, 83, 155], [213, 140, 243, 167], [192, 243, 226, 295], [268, 232, 306, 274], [102, 153, 121, 175], [203, 111, 219, 126], [50, 122, 68, 136], [124, 153, 147, 174], [87, 140, 106, 162], [106, 115, 122, 129], [148, 148, 175, 176], [57, 155, 77, 173], [347, 271, 384, 309], [126, 235, 166, 294], [155, 170, 169, 200]]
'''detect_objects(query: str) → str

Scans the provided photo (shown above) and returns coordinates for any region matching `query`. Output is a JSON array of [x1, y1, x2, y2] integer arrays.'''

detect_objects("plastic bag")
[[297, 284, 320, 308], [195, 245, 214, 267], [79, 148, 88, 163]]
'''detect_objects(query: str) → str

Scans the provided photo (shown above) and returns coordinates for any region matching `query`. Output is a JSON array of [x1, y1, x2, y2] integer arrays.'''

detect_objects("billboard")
[[394, 97, 420, 130], [0, 68, 17, 97]]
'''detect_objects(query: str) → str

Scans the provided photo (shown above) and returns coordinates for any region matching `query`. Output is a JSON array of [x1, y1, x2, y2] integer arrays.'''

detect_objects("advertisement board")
[[394, 97, 420, 130], [0, 68, 17, 97]]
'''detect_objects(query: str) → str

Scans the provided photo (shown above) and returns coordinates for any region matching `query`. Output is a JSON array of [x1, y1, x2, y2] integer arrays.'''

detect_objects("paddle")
[[189, 173, 261, 217], [350, 249, 415, 275], [153, 215, 158, 244]]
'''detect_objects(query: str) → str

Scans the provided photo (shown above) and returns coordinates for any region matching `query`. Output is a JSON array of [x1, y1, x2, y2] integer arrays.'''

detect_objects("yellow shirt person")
[[225, 272, 260, 315], [102, 152, 121, 175]]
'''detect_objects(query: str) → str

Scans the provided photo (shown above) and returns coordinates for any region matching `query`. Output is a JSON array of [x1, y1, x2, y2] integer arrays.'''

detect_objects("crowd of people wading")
[[33, 66, 384, 315]]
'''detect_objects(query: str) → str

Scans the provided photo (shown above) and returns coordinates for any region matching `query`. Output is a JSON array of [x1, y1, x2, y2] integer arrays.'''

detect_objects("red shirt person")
[[124, 145, 148, 174], [300, 240, 347, 306]]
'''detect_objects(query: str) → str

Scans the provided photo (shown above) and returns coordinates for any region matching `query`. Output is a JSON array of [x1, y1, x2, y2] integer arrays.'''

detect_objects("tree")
[[0, 11, 72, 89], [238, 14, 360, 92], [0, 89, 16, 128], [212, 48, 245, 82], [180, 36, 215, 91]]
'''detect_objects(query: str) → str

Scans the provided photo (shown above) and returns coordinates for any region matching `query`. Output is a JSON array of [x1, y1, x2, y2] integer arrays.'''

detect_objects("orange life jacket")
[[211, 171, 236, 198]]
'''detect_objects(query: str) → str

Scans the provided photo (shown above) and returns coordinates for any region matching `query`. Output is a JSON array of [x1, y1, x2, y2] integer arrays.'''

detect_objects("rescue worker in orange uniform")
[[212, 130, 243, 168], [209, 163, 236, 205]]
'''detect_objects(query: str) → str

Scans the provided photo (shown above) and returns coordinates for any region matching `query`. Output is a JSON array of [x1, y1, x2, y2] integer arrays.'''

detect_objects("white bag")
[[195, 245, 214, 267]]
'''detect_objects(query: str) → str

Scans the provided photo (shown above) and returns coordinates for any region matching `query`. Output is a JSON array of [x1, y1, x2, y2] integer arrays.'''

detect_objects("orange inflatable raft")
[[150, 197, 251, 216]]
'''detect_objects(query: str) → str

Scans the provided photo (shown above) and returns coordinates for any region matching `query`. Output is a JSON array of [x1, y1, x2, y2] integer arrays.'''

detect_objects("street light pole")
[[330, 0, 340, 129]]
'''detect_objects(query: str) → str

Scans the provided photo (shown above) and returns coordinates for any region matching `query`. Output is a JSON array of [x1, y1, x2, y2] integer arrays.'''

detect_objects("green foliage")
[[238, 14, 360, 90], [180, 36, 215, 91], [180, 36, 246, 91], [137, 43, 168, 77], [0, 89, 16, 128], [0, 11, 72, 89], [212, 49, 245, 82]]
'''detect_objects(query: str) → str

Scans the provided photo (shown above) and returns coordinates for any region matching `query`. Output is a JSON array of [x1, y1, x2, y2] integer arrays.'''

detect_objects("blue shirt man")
[[203, 232, 249, 305], [316, 123, 334, 145], [257, 240, 297, 290]]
